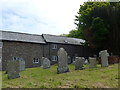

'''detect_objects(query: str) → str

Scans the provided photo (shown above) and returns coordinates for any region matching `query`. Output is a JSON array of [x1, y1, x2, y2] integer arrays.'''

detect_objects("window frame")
[[33, 58, 39, 63], [52, 44, 57, 49], [13, 57, 19, 61], [52, 56, 58, 61]]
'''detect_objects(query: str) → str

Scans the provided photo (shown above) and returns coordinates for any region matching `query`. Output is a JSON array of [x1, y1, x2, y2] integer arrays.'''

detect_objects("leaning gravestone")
[[7, 60, 20, 79], [89, 57, 97, 68], [19, 59, 25, 71], [42, 58, 50, 69], [75, 57, 85, 70], [99, 50, 109, 67], [57, 48, 69, 74]]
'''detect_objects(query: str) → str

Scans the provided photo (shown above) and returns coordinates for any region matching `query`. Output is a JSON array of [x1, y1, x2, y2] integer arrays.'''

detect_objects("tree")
[[66, 29, 83, 39], [67, 2, 120, 55], [91, 17, 109, 48]]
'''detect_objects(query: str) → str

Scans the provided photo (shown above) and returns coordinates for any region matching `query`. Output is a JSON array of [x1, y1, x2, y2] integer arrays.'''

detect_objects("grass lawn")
[[2, 64, 118, 88]]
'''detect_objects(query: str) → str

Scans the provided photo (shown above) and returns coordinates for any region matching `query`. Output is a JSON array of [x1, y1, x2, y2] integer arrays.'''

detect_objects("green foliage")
[[66, 29, 84, 39], [77, 2, 110, 29], [68, 2, 110, 39], [91, 17, 109, 47], [2, 64, 118, 88], [69, 1, 120, 55], [60, 34, 68, 37]]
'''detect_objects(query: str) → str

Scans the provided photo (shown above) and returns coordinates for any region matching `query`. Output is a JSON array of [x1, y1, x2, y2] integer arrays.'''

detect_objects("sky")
[[0, 0, 87, 35]]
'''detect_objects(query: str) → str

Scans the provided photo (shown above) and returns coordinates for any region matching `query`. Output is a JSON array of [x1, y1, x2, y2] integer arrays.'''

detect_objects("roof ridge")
[[1, 30, 46, 44], [43, 34, 84, 40], [43, 34, 70, 38], [1, 30, 42, 36]]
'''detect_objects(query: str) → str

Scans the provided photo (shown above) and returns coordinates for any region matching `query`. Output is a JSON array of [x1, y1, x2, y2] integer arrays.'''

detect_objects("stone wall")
[[46, 43, 84, 64], [2, 41, 86, 70], [2, 41, 44, 70]]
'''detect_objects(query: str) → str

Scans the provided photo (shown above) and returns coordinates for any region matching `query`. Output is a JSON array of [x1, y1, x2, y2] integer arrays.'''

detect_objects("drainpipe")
[[41, 34, 46, 57]]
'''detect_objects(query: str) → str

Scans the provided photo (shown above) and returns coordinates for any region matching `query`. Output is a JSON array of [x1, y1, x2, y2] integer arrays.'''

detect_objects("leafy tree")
[[91, 17, 109, 48], [67, 2, 120, 55], [60, 34, 68, 37], [66, 29, 83, 39]]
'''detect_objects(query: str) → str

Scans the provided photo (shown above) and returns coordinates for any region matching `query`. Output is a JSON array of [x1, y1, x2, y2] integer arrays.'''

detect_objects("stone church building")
[[0, 30, 93, 70]]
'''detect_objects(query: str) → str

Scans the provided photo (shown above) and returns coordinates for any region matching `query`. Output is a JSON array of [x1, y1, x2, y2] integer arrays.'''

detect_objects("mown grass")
[[2, 64, 118, 88]]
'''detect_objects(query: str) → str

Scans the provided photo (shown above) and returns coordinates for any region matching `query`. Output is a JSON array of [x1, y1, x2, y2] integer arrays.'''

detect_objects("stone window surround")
[[13, 57, 24, 61], [52, 56, 58, 61], [13, 57, 20, 61], [52, 44, 57, 49], [33, 58, 39, 63]]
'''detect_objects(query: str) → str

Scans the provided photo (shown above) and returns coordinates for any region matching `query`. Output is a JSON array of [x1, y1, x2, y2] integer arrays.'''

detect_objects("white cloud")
[[1, 0, 86, 35]]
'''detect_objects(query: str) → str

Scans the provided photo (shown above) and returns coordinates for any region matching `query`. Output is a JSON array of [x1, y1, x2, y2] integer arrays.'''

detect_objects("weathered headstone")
[[19, 59, 25, 71], [7, 60, 20, 79], [40, 57, 45, 67], [89, 57, 97, 68], [0, 57, 2, 71], [57, 48, 69, 74], [84, 59, 88, 64], [68, 56, 71, 64], [75, 57, 85, 70], [72, 57, 75, 64], [5, 58, 25, 73], [42, 58, 50, 69], [99, 50, 109, 67]]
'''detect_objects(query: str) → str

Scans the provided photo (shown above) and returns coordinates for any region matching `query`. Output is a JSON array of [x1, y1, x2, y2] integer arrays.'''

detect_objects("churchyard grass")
[[2, 64, 118, 88]]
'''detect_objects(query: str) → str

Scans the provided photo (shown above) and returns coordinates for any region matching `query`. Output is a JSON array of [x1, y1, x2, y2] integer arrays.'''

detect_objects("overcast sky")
[[1, 0, 87, 35]]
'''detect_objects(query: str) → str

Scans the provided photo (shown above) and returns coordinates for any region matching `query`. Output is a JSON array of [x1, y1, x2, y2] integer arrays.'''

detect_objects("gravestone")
[[7, 60, 20, 79], [57, 48, 69, 74], [0, 57, 2, 71], [72, 57, 75, 64], [19, 59, 25, 71], [75, 57, 85, 70], [68, 56, 71, 64], [99, 50, 109, 67], [6, 58, 25, 73], [89, 57, 97, 68], [42, 58, 50, 69], [84, 59, 88, 64], [40, 57, 45, 67]]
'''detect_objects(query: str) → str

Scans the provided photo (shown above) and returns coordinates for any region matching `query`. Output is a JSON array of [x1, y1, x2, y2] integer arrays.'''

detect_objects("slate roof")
[[0, 30, 46, 44], [0, 30, 85, 45], [42, 34, 85, 45]]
